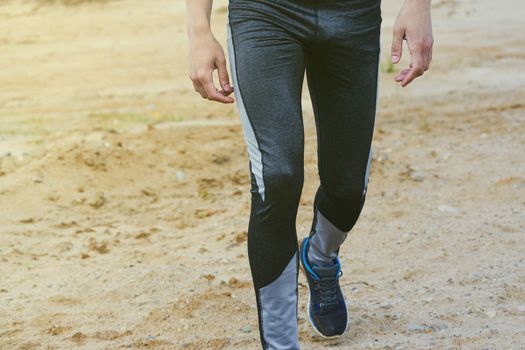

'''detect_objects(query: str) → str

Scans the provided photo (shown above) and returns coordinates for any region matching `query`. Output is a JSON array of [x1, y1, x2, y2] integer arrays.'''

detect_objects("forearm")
[[186, 0, 213, 38]]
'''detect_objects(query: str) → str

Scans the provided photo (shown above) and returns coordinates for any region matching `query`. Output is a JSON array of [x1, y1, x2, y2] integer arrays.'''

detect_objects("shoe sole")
[[299, 238, 350, 339]]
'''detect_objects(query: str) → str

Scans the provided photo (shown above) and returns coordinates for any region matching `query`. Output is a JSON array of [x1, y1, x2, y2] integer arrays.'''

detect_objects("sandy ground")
[[1, 0, 524, 349]]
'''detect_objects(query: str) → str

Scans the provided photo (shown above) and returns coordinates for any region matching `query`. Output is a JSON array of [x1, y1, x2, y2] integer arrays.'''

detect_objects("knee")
[[328, 183, 366, 208], [265, 165, 304, 198], [319, 184, 366, 232], [324, 183, 367, 226]]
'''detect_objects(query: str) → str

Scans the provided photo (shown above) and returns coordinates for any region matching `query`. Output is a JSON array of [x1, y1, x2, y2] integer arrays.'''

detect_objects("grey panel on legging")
[[307, 210, 348, 267], [258, 251, 299, 350], [364, 49, 381, 197], [226, 21, 266, 202], [363, 146, 373, 196]]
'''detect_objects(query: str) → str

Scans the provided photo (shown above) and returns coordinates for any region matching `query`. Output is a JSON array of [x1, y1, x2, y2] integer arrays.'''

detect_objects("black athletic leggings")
[[226, 0, 381, 348]]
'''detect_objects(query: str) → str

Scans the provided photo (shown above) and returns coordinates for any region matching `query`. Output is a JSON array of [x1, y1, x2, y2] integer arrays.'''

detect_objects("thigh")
[[227, 4, 307, 202], [305, 2, 381, 195]]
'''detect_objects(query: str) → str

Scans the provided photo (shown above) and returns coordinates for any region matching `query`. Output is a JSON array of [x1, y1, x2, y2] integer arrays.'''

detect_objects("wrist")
[[187, 23, 212, 38], [404, 0, 431, 9]]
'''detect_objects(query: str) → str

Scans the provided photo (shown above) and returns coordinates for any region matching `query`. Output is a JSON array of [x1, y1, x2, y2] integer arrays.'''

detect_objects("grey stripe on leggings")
[[226, 22, 266, 202]]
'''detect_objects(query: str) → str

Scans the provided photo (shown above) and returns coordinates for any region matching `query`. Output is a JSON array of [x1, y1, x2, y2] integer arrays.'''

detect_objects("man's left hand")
[[391, 0, 434, 87]]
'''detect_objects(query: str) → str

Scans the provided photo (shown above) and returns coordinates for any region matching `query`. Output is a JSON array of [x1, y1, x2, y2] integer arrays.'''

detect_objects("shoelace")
[[313, 270, 343, 311]]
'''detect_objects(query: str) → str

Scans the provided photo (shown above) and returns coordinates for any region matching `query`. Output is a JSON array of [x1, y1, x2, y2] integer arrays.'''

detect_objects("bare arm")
[[186, 0, 234, 103], [391, 0, 434, 87]]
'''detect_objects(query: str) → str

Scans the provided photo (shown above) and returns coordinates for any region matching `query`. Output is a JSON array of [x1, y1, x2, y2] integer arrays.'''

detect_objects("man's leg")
[[297, 0, 382, 338], [227, 1, 311, 348], [305, 0, 382, 267]]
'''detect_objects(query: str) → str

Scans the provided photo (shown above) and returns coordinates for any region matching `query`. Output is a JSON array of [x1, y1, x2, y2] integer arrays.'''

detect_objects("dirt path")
[[1, 0, 524, 349]]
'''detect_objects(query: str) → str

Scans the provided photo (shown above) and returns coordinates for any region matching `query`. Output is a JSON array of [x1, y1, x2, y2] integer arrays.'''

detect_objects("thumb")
[[391, 26, 404, 64]]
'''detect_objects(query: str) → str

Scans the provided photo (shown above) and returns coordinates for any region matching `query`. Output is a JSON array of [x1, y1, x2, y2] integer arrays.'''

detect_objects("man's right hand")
[[188, 31, 234, 103]]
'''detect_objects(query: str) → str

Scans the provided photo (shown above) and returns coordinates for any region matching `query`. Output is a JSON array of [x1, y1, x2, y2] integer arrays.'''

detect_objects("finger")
[[217, 85, 234, 97], [192, 79, 207, 99], [401, 62, 424, 87], [218, 88, 234, 98], [395, 68, 411, 82], [216, 54, 233, 94], [203, 78, 234, 103], [196, 69, 217, 100], [391, 26, 404, 64], [395, 68, 410, 78], [400, 42, 425, 86], [196, 84, 208, 99]]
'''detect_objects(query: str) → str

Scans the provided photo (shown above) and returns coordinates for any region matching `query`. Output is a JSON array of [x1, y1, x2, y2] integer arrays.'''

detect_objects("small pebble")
[[380, 302, 392, 309], [437, 205, 459, 213], [176, 170, 186, 181], [406, 323, 429, 333], [410, 171, 426, 182], [485, 310, 497, 318]]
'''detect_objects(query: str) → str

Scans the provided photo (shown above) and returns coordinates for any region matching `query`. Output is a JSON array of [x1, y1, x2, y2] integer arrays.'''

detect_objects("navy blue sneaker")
[[299, 236, 349, 338]]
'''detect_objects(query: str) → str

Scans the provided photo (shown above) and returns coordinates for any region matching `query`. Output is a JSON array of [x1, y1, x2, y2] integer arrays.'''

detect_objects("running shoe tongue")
[[312, 264, 338, 278]]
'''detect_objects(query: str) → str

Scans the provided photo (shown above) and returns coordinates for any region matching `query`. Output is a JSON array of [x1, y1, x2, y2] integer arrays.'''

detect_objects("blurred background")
[[0, 0, 523, 349]]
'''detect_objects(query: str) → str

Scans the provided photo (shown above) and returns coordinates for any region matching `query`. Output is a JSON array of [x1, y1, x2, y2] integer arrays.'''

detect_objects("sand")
[[0, 0, 524, 349]]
